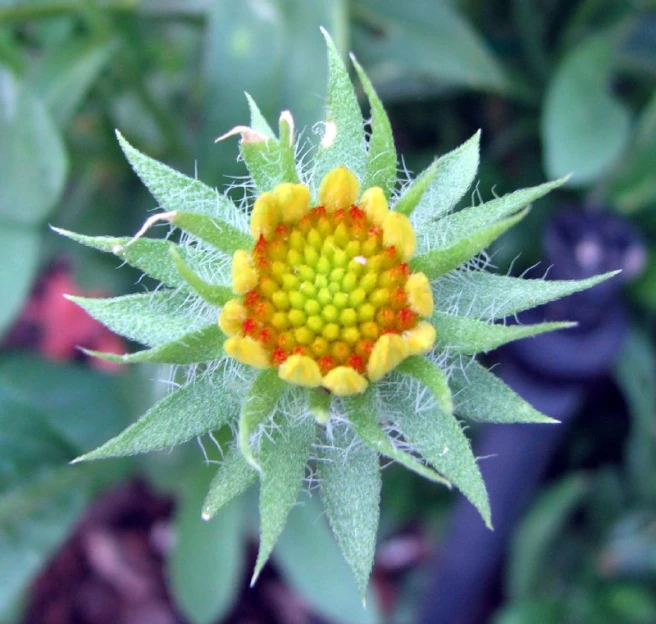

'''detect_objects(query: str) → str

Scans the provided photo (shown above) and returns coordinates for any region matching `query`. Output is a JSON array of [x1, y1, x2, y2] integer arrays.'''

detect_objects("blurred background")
[[1, 1, 656, 623]]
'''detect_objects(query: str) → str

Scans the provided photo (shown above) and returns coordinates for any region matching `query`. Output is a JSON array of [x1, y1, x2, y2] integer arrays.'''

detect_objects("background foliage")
[[1, 0, 655, 622]]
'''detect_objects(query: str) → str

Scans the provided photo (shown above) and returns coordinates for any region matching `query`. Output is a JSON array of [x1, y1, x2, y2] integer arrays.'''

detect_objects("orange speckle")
[[349, 205, 365, 220], [355, 339, 375, 357], [292, 345, 309, 357], [347, 354, 365, 373], [271, 347, 288, 366], [254, 235, 268, 255], [396, 307, 418, 331], [244, 290, 260, 308], [391, 287, 408, 309], [318, 355, 336, 375], [242, 318, 258, 337], [275, 223, 289, 238], [376, 307, 396, 329]]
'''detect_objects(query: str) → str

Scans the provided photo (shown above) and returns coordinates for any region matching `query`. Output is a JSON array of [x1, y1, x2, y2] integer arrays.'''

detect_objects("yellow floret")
[[322, 366, 368, 396], [359, 187, 388, 227], [278, 354, 322, 387], [319, 166, 359, 212], [382, 212, 416, 261], [218, 299, 246, 336], [405, 272, 434, 317], [403, 322, 437, 356], [367, 334, 409, 382], [274, 183, 310, 223], [231, 249, 258, 294], [224, 336, 270, 368], [250, 192, 280, 239]]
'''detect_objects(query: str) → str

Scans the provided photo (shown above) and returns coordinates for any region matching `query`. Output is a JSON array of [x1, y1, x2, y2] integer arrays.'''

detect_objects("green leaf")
[[411, 210, 528, 280], [73, 366, 239, 460], [410, 131, 481, 227], [314, 28, 366, 189], [170, 245, 232, 306], [0, 67, 67, 226], [238, 369, 286, 471], [542, 35, 630, 186], [393, 159, 439, 217], [239, 133, 284, 193], [253, 414, 316, 583], [169, 466, 244, 624], [344, 387, 450, 487], [67, 290, 210, 348], [319, 427, 381, 599], [433, 312, 575, 355], [84, 324, 226, 365], [396, 356, 453, 415], [171, 211, 252, 257], [278, 111, 299, 184], [450, 360, 557, 424], [116, 130, 248, 226], [394, 376, 491, 528], [434, 270, 619, 321], [202, 444, 257, 520], [52, 227, 230, 289], [245, 92, 275, 137], [351, 55, 396, 198]]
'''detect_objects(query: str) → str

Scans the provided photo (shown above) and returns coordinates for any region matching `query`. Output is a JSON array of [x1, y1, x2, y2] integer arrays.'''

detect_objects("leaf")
[[171, 211, 252, 257], [84, 324, 226, 365], [542, 35, 630, 186], [433, 312, 575, 355], [67, 290, 210, 348], [116, 130, 248, 228], [0, 223, 40, 334], [239, 133, 284, 194], [313, 28, 366, 189], [238, 369, 286, 471], [394, 378, 491, 527], [73, 366, 240, 460], [278, 111, 299, 183], [245, 92, 275, 137], [202, 444, 257, 520], [433, 270, 619, 321], [393, 159, 439, 217], [411, 131, 481, 228], [351, 55, 396, 197], [411, 210, 528, 280], [396, 356, 453, 415], [253, 414, 316, 583], [0, 67, 67, 225], [169, 245, 232, 306], [169, 466, 244, 624], [344, 387, 450, 487], [450, 360, 557, 424], [319, 427, 381, 599]]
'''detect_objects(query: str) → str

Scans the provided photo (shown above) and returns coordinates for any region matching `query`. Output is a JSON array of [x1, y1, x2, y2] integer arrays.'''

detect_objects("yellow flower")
[[219, 167, 435, 395]]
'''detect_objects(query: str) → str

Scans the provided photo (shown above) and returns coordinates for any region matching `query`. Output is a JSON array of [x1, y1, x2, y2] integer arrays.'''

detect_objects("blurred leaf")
[[0, 223, 40, 334], [169, 466, 244, 624], [0, 66, 68, 226], [276, 494, 381, 624], [352, 0, 508, 94], [542, 35, 631, 186], [603, 583, 656, 623], [508, 474, 587, 600], [492, 599, 563, 624]]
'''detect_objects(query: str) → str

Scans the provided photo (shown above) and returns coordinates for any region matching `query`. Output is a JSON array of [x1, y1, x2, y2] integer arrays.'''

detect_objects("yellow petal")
[[273, 183, 310, 224], [403, 321, 436, 356], [367, 334, 409, 382], [278, 354, 322, 388], [405, 272, 434, 317], [318, 166, 359, 213], [250, 192, 280, 239], [382, 212, 416, 261], [359, 187, 388, 228], [218, 299, 246, 336], [224, 335, 270, 368], [322, 366, 368, 396], [231, 249, 258, 294]]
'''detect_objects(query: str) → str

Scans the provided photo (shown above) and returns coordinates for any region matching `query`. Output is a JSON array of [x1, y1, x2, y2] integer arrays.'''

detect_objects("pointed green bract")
[[351, 55, 396, 198], [411, 210, 528, 280], [170, 246, 232, 306], [345, 388, 451, 487], [394, 159, 439, 217], [171, 211, 252, 256], [116, 130, 247, 226], [72, 368, 239, 460], [433, 312, 575, 355], [319, 427, 381, 600], [83, 324, 226, 365], [240, 136, 284, 193], [450, 360, 558, 424], [434, 270, 619, 321], [238, 369, 286, 471], [252, 415, 316, 583], [245, 92, 275, 137], [397, 356, 453, 415], [394, 377, 491, 528], [67, 290, 209, 348], [202, 445, 258, 520], [313, 28, 366, 188], [279, 113, 300, 184]]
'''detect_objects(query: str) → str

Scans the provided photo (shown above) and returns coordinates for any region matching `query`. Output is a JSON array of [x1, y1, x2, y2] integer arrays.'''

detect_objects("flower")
[[56, 30, 615, 598]]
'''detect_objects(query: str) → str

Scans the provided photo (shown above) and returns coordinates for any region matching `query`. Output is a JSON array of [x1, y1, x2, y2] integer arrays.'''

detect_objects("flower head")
[[56, 30, 615, 599]]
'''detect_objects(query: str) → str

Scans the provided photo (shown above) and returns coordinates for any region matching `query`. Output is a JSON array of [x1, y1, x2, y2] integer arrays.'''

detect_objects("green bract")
[[57, 30, 615, 599]]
